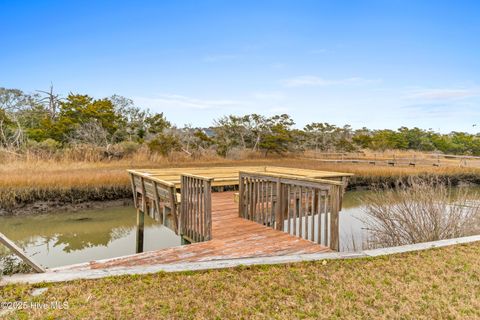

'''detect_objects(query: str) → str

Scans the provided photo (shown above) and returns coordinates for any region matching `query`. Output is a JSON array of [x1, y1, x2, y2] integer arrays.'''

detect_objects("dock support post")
[[329, 186, 340, 251], [136, 209, 145, 253], [162, 206, 167, 226], [275, 179, 283, 231]]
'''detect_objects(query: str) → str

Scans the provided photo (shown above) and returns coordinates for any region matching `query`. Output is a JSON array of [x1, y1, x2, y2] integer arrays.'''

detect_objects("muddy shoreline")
[[346, 173, 480, 190], [0, 198, 133, 216], [0, 185, 132, 216]]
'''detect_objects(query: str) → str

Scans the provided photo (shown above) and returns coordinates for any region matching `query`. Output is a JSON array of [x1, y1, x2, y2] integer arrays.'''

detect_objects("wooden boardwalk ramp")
[[83, 192, 330, 270]]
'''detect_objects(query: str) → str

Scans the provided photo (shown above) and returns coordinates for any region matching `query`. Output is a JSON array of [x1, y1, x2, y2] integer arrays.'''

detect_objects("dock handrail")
[[238, 171, 343, 250], [180, 174, 213, 242], [129, 172, 180, 232]]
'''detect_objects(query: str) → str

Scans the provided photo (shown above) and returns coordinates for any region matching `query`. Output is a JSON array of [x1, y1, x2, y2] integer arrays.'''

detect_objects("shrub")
[[117, 141, 140, 155], [26, 138, 61, 157], [360, 176, 480, 248], [148, 133, 181, 157], [0, 254, 33, 277]]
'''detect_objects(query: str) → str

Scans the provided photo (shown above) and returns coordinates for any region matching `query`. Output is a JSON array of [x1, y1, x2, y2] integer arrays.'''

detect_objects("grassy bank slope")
[[1, 241, 479, 319], [2, 158, 480, 214]]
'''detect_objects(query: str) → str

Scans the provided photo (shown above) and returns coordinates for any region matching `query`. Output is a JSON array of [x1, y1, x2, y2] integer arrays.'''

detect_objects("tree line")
[[1, 86, 480, 159]]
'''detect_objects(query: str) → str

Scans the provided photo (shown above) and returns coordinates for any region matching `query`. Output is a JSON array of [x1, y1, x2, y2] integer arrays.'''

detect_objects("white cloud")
[[406, 88, 480, 100], [134, 94, 242, 110], [281, 75, 380, 87]]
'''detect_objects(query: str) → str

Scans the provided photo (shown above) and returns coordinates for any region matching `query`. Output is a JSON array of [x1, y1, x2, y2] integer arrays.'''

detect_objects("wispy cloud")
[[134, 94, 242, 110], [406, 88, 480, 100], [281, 75, 380, 87], [203, 54, 241, 62], [401, 103, 452, 115], [400, 101, 480, 123]]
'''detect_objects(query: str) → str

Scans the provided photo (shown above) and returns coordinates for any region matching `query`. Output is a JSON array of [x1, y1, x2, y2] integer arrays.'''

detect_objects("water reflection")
[[0, 207, 181, 268]]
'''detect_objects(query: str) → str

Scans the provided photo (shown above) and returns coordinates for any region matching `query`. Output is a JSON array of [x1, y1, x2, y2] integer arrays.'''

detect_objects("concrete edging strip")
[[1, 234, 479, 285]]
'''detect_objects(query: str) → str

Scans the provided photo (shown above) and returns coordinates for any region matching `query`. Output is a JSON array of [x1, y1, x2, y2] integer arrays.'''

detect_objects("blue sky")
[[1, 0, 480, 132]]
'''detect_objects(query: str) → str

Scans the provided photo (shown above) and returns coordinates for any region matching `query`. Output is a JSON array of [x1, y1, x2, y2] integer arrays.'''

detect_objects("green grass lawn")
[[1, 242, 479, 319]]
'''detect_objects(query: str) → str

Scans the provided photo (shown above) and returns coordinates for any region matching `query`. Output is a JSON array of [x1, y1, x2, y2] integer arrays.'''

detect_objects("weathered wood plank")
[[0, 232, 45, 273], [128, 166, 352, 189]]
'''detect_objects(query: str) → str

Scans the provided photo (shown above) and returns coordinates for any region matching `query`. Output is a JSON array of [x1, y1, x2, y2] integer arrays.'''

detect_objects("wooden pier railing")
[[180, 174, 213, 243], [238, 171, 343, 250], [130, 172, 180, 232], [130, 172, 214, 244]]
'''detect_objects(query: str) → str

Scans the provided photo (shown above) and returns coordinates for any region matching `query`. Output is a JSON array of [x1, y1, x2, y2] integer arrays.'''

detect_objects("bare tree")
[[0, 88, 33, 150], [36, 84, 62, 120], [69, 120, 109, 147]]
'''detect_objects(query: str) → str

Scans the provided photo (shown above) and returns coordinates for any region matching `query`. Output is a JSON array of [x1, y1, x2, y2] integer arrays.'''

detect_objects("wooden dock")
[[120, 166, 351, 266], [50, 166, 352, 272], [77, 191, 331, 270]]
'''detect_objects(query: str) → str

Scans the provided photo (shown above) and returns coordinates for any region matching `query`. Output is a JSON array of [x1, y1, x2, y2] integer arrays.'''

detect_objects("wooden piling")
[[136, 209, 145, 253]]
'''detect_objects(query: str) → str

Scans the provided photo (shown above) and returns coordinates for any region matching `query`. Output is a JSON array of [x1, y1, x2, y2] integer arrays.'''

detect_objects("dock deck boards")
[[77, 192, 331, 271], [128, 165, 353, 188]]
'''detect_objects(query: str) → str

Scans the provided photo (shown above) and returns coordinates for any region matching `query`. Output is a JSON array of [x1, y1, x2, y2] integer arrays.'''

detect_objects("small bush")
[[116, 141, 140, 155], [361, 176, 480, 248], [0, 254, 33, 277], [26, 138, 61, 157], [148, 133, 181, 157]]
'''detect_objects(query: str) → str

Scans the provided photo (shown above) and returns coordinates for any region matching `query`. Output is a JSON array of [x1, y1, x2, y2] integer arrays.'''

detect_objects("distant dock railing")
[[306, 151, 480, 168]]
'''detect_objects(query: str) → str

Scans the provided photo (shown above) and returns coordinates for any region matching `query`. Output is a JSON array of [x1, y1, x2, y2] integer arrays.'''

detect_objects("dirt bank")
[[346, 172, 480, 190], [0, 198, 133, 216], [0, 186, 132, 216]]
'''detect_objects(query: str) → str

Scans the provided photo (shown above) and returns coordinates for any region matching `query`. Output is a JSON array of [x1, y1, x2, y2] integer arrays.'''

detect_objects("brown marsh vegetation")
[[2, 153, 480, 214]]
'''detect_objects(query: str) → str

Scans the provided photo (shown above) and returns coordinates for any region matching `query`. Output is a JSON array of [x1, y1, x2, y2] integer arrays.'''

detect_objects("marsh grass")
[[361, 177, 480, 248], [1, 156, 480, 213]]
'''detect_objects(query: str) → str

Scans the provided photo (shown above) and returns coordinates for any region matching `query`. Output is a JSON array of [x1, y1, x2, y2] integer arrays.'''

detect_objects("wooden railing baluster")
[[180, 174, 213, 243], [238, 171, 344, 250]]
